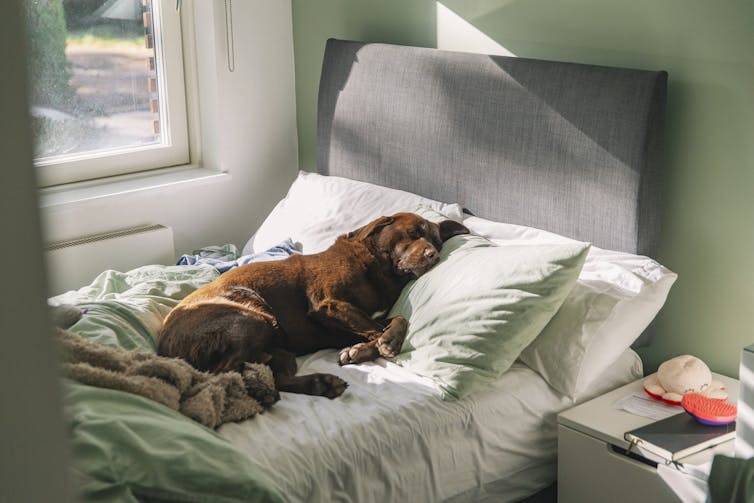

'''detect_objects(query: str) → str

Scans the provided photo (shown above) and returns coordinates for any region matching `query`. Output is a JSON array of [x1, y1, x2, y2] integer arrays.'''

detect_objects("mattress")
[[220, 347, 642, 502]]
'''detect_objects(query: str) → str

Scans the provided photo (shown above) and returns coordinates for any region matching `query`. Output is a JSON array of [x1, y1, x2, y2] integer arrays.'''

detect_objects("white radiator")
[[45, 224, 175, 295]]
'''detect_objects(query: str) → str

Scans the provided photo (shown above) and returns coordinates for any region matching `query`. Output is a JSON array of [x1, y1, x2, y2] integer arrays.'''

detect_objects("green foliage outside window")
[[62, 0, 107, 29], [23, 0, 74, 110]]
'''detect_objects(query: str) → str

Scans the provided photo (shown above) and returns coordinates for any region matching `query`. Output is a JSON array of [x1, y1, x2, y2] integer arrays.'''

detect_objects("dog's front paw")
[[385, 315, 408, 331], [338, 347, 351, 365], [377, 316, 408, 358], [339, 342, 379, 365], [307, 373, 348, 399], [377, 336, 403, 359]]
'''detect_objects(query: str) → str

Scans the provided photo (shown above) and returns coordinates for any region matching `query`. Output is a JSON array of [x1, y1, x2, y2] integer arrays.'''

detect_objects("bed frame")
[[317, 38, 667, 346]]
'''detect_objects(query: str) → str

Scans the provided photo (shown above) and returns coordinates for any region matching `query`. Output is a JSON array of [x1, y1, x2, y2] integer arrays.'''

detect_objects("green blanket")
[[51, 265, 284, 503], [709, 454, 754, 503]]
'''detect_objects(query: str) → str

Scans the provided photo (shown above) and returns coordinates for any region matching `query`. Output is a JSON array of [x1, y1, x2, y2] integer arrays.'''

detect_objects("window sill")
[[39, 165, 229, 208]]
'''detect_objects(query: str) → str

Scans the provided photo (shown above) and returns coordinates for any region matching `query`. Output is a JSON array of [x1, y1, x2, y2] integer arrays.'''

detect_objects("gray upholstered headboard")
[[317, 39, 667, 258]]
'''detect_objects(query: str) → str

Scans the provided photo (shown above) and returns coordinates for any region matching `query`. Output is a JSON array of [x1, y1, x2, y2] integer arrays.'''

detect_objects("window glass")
[[25, 0, 189, 186], [27, 0, 160, 160]]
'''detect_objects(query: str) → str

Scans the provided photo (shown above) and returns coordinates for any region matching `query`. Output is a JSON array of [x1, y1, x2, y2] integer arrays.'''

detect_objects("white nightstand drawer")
[[557, 374, 738, 502], [558, 425, 680, 503]]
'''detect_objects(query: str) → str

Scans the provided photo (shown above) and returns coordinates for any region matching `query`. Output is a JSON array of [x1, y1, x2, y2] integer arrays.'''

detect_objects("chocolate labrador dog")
[[158, 212, 468, 399]]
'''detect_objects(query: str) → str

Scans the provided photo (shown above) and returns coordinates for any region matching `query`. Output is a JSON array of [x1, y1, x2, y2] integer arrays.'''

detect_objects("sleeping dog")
[[158, 213, 468, 399]]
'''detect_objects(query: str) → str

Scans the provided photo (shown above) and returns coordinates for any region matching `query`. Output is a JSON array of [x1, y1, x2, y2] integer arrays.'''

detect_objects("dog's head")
[[348, 212, 469, 277]]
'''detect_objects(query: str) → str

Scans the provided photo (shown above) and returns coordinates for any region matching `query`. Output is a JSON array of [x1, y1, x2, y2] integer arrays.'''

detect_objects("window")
[[25, 0, 189, 187]]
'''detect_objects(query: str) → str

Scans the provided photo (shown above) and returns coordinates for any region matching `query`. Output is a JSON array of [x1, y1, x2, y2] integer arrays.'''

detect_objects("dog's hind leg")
[[274, 372, 348, 399], [266, 347, 348, 399], [210, 312, 278, 374], [159, 302, 278, 374], [265, 347, 298, 377]]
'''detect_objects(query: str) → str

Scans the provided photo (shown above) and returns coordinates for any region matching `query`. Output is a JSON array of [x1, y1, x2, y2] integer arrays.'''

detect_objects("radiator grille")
[[45, 224, 175, 295], [45, 224, 166, 251]]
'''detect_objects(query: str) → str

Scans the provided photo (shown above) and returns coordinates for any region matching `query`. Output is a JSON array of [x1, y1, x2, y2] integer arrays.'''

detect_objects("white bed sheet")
[[220, 349, 642, 503]]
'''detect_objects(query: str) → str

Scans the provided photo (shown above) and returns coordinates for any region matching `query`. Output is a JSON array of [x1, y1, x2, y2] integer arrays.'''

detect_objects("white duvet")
[[220, 349, 641, 503]]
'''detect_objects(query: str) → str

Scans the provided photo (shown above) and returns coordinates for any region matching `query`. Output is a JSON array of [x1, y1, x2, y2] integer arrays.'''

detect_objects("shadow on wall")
[[430, 0, 754, 377], [293, 0, 754, 377], [292, 0, 438, 173], [437, 0, 670, 66]]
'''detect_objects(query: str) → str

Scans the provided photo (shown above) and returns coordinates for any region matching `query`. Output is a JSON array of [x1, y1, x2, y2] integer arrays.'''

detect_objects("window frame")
[[34, 0, 191, 188]]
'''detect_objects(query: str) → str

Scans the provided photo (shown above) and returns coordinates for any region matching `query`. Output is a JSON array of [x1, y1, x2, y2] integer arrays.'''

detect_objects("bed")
[[53, 39, 671, 502]]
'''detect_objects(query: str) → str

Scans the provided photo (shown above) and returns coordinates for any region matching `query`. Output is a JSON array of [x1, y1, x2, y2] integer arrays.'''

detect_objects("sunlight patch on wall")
[[436, 2, 515, 56], [736, 361, 754, 458]]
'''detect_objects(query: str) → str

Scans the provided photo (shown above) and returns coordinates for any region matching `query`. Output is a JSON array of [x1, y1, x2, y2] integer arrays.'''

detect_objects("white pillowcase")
[[462, 215, 677, 400], [578, 348, 644, 403], [246, 174, 673, 400], [243, 171, 464, 255]]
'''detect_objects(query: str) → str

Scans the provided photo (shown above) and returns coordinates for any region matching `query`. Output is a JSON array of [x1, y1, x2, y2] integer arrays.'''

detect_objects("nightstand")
[[557, 373, 739, 503]]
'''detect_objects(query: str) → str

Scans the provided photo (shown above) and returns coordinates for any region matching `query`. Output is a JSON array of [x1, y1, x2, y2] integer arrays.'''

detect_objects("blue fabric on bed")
[[177, 239, 298, 273]]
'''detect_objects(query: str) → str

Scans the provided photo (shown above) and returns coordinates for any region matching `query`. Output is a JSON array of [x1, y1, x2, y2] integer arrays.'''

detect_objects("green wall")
[[291, 0, 754, 377], [292, 0, 437, 173]]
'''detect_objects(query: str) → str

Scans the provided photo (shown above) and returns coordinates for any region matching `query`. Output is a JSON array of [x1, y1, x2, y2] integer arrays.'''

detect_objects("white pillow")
[[243, 171, 464, 255], [462, 215, 677, 400], [577, 348, 644, 403]]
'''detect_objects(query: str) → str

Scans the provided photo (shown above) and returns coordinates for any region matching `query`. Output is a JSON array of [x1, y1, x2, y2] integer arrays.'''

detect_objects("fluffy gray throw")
[[56, 328, 279, 429]]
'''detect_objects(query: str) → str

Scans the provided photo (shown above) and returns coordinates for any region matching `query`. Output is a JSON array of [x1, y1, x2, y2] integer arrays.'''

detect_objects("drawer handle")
[[609, 444, 659, 468]]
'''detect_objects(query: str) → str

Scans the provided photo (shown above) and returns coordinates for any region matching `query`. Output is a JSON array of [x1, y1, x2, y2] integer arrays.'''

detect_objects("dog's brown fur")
[[158, 213, 468, 399]]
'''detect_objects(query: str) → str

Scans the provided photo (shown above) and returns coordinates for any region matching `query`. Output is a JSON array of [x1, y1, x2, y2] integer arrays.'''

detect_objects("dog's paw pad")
[[377, 331, 405, 359], [338, 343, 378, 365], [377, 317, 407, 358], [377, 337, 402, 358], [338, 346, 353, 365]]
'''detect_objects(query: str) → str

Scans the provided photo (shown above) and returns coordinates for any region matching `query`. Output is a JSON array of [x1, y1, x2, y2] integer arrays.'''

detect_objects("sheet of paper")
[[613, 392, 684, 420]]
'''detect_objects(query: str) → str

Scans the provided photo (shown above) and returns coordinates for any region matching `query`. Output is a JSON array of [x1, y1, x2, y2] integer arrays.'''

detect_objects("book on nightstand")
[[624, 411, 736, 462]]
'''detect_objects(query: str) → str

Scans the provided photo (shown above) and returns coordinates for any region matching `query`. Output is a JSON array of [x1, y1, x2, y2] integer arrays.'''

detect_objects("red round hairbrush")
[[681, 393, 737, 426]]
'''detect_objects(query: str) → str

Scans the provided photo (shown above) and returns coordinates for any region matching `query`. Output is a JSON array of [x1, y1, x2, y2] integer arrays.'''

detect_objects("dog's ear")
[[347, 216, 395, 241], [438, 220, 470, 242]]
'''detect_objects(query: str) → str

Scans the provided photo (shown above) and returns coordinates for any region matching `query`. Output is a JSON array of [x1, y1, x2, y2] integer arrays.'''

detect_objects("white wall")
[[41, 0, 299, 264]]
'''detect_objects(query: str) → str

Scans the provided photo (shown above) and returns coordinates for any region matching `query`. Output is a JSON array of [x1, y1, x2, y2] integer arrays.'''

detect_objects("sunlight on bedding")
[[219, 348, 641, 503], [346, 357, 442, 389]]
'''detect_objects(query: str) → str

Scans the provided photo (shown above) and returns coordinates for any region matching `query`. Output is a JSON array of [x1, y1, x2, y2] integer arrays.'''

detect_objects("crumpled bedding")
[[57, 327, 278, 429], [48, 248, 641, 503], [50, 264, 284, 503], [176, 239, 299, 273], [220, 347, 642, 503]]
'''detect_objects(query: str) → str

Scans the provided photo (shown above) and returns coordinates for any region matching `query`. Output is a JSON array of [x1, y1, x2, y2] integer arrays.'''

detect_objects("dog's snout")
[[424, 248, 437, 259]]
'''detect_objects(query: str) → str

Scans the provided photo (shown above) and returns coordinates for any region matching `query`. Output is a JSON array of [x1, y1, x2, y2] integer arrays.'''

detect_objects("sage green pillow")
[[389, 220, 589, 400]]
